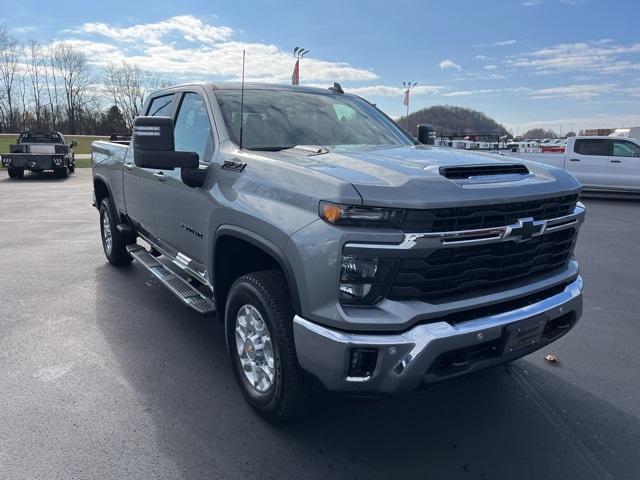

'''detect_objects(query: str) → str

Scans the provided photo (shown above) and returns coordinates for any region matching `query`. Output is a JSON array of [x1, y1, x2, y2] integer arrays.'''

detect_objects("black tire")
[[99, 197, 134, 266], [225, 270, 311, 422], [68, 163, 75, 173], [8, 167, 24, 179], [55, 167, 69, 178]]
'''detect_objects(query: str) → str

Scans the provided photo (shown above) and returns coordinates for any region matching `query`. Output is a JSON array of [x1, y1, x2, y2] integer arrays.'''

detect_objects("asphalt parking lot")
[[0, 168, 638, 480]]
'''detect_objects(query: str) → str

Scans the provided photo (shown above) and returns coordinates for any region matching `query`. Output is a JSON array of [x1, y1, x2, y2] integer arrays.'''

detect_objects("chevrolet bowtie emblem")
[[503, 217, 546, 242]]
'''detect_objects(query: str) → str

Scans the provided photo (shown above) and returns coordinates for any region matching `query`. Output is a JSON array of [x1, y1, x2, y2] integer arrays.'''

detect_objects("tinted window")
[[574, 139, 609, 156], [612, 140, 640, 157], [174, 92, 214, 161], [19, 132, 63, 144], [215, 89, 413, 151], [147, 95, 174, 117]]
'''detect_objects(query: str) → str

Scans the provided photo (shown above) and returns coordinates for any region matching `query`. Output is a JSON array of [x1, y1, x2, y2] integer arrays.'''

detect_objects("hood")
[[257, 145, 581, 209]]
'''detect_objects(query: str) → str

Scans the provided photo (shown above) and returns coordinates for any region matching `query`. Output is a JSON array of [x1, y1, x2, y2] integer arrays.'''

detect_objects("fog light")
[[348, 348, 378, 378]]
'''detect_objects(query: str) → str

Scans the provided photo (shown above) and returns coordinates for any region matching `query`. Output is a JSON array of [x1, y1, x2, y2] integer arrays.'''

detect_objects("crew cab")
[[2, 131, 76, 179], [91, 82, 585, 421], [509, 136, 640, 193]]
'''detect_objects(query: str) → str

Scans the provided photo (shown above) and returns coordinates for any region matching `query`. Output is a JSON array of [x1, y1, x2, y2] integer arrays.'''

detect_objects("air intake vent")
[[440, 164, 529, 180]]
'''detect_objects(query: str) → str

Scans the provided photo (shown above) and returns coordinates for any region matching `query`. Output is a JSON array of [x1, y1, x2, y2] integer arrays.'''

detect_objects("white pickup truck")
[[508, 136, 640, 193]]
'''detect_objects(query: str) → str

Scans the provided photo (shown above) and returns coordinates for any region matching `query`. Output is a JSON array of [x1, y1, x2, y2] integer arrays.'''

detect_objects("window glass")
[[612, 140, 640, 157], [174, 92, 214, 161], [215, 89, 413, 151], [574, 139, 608, 156], [147, 95, 174, 117], [19, 132, 63, 143]]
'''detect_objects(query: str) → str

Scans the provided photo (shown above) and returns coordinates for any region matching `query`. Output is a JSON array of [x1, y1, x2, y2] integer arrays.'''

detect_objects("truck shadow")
[[0, 171, 71, 182], [93, 263, 638, 480]]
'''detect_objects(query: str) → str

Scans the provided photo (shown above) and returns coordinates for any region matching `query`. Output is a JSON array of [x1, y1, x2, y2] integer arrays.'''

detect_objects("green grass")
[[0, 134, 108, 156]]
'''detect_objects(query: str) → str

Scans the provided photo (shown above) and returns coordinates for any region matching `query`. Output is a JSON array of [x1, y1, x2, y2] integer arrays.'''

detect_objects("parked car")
[[1, 131, 76, 179], [92, 82, 586, 421], [508, 136, 640, 193]]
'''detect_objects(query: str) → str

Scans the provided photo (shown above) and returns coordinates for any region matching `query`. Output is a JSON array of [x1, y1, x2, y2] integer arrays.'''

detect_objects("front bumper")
[[293, 276, 583, 393]]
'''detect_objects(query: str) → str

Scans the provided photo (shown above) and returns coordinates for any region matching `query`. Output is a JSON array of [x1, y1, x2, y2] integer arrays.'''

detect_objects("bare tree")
[[51, 42, 91, 134], [24, 40, 46, 129], [0, 28, 21, 131], [104, 62, 165, 129]]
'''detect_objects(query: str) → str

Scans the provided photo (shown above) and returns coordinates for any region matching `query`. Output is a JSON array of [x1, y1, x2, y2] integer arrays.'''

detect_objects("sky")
[[3, 0, 640, 133]]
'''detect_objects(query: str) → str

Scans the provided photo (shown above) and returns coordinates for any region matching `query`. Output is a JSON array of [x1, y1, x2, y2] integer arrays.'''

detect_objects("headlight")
[[319, 201, 404, 228], [339, 255, 397, 305], [1, 156, 11, 166], [52, 156, 63, 166]]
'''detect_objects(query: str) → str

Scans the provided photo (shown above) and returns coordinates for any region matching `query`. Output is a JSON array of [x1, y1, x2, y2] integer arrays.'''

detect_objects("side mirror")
[[132, 116, 199, 170], [417, 124, 436, 145]]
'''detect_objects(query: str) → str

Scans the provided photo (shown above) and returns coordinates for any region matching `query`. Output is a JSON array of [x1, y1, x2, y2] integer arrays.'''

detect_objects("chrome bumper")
[[293, 276, 583, 393]]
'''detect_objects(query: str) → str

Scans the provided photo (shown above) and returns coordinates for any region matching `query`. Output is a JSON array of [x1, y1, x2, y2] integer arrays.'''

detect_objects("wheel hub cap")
[[235, 305, 275, 393], [102, 213, 112, 254]]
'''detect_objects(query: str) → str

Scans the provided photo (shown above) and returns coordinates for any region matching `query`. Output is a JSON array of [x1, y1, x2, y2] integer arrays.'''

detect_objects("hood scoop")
[[440, 163, 530, 184]]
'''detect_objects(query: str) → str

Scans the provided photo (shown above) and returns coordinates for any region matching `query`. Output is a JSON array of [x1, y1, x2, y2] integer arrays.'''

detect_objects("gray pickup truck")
[[2, 131, 76, 178], [92, 82, 585, 421]]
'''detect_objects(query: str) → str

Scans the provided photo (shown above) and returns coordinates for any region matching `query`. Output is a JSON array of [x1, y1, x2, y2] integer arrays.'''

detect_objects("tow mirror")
[[132, 116, 199, 170]]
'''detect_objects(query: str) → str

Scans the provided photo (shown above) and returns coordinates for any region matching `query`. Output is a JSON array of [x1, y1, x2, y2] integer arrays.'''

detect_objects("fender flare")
[[92, 174, 122, 223], [213, 225, 302, 315]]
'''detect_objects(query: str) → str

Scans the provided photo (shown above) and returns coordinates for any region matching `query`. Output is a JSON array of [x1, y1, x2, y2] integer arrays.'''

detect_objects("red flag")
[[292, 59, 300, 85], [403, 88, 410, 106]]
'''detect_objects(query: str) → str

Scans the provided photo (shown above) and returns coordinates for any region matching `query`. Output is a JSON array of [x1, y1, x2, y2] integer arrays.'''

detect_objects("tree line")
[[0, 27, 166, 135]]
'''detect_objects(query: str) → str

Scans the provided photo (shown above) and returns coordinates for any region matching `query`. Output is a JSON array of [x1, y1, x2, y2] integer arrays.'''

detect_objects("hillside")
[[398, 105, 508, 136]]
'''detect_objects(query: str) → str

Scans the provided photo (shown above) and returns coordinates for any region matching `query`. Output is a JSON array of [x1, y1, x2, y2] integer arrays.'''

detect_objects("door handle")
[[124, 162, 134, 170], [569, 158, 580, 162], [154, 171, 166, 182], [610, 160, 622, 163]]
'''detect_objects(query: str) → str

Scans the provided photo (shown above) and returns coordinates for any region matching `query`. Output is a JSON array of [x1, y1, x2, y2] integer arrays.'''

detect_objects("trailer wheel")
[[225, 270, 311, 422]]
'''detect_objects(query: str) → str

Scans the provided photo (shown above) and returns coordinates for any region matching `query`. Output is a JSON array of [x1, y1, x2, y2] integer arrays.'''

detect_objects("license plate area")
[[502, 314, 547, 355]]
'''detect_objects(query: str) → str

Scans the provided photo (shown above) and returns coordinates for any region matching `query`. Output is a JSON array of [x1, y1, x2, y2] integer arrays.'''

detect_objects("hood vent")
[[440, 164, 530, 180]]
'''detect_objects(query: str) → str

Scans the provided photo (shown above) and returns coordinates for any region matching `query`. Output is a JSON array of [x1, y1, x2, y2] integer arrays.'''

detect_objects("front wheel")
[[226, 270, 311, 422], [99, 197, 134, 266]]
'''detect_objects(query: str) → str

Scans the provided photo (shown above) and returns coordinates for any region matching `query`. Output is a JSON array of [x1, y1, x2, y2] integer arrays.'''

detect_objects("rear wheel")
[[7, 167, 24, 179], [99, 197, 134, 266], [226, 270, 311, 422]]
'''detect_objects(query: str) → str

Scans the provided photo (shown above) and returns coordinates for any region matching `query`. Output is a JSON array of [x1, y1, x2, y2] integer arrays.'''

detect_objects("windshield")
[[19, 132, 63, 144], [215, 89, 413, 151]]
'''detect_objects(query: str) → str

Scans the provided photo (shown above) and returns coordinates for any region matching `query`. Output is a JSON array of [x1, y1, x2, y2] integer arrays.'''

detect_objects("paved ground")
[[0, 169, 638, 480]]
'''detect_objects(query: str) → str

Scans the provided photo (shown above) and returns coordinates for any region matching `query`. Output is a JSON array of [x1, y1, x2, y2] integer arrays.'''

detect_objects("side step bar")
[[127, 244, 216, 316]]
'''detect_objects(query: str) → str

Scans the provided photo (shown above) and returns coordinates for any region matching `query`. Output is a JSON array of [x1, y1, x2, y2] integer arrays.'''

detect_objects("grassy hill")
[[398, 105, 508, 137]]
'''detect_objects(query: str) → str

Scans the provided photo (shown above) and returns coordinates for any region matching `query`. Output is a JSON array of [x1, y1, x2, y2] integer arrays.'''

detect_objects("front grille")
[[388, 228, 577, 302], [399, 194, 578, 232]]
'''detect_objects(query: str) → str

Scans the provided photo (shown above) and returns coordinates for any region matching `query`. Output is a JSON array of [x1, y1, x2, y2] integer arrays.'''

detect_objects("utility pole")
[[403, 81, 418, 131]]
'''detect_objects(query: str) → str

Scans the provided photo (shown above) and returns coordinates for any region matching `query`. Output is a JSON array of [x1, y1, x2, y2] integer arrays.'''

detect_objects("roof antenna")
[[328, 82, 344, 94], [239, 49, 246, 150]]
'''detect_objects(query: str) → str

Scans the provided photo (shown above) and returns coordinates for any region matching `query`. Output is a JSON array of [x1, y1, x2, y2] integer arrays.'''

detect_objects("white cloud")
[[345, 85, 445, 97], [66, 15, 377, 83], [528, 83, 615, 99], [506, 41, 640, 75], [439, 59, 462, 71], [442, 87, 530, 97], [473, 40, 517, 48], [522, 0, 543, 6]]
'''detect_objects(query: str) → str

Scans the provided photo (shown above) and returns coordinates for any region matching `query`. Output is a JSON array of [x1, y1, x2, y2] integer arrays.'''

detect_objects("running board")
[[127, 244, 216, 316]]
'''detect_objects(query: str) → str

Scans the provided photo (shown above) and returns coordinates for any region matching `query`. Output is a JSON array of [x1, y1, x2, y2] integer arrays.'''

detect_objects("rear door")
[[567, 139, 609, 188], [124, 93, 175, 238], [154, 90, 216, 272], [606, 139, 640, 191]]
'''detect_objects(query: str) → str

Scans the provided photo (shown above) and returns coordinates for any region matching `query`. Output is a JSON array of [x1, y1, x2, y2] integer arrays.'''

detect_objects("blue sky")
[[3, 0, 640, 133]]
